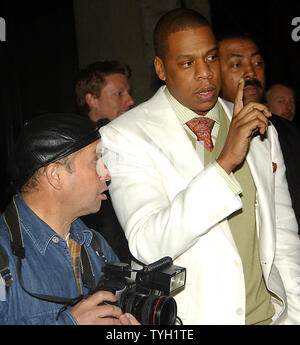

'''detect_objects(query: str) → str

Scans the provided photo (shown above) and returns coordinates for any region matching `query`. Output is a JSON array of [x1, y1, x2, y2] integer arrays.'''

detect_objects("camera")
[[95, 256, 186, 325]]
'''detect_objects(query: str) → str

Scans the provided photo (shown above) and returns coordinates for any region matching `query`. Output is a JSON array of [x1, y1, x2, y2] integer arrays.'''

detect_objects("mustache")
[[244, 79, 262, 89]]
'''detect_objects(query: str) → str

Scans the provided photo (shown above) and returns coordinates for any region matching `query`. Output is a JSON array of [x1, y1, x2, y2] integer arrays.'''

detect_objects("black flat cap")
[[9, 113, 100, 190]]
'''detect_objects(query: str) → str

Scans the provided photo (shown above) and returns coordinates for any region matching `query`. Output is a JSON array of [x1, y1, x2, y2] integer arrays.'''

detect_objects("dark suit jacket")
[[270, 114, 300, 233]]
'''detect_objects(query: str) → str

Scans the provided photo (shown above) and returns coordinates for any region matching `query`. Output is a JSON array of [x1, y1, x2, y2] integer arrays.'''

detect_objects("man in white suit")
[[99, 8, 300, 324]]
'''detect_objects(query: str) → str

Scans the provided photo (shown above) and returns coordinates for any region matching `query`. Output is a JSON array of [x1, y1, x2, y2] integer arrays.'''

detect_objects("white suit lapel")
[[220, 98, 275, 258], [137, 87, 204, 185], [247, 133, 276, 258]]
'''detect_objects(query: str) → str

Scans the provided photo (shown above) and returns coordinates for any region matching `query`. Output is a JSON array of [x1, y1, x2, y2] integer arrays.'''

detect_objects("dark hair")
[[153, 8, 210, 60], [216, 31, 263, 53], [216, 31, 257, 43], [75, 60, 131, 115]]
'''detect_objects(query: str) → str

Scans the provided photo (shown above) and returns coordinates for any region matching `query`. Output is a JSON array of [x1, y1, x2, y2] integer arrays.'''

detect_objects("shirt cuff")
[[212, 160, 242, 195]]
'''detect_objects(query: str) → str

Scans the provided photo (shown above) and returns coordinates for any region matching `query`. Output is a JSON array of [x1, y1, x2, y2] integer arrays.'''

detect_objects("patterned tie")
[[186, 117, 215, 152]]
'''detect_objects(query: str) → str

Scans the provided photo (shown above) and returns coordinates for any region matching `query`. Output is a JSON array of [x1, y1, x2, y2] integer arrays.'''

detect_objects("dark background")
[[210, 0, 300, 102], [0, 0, 299, 211]]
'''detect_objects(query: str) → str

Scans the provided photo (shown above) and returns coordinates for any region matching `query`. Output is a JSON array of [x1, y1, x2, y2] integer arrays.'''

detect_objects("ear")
[[44, 163, 63, 190], [85, 93, 98, 109], [154, 56, 166, 81]]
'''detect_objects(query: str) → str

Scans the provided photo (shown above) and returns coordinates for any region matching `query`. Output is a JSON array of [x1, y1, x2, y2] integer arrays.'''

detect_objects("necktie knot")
[[186, 117, 215, 152]]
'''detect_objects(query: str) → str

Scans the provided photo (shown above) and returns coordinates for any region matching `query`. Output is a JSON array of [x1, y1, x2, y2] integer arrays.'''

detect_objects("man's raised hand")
[[217, 79, 271, 174]]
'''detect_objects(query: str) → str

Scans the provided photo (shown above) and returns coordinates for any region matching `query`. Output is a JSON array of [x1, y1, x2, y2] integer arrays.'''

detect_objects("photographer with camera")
[[0, 113, 139, 325]]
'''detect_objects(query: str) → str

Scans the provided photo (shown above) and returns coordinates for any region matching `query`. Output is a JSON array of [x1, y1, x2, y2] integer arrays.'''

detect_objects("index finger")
[[233, 79, 245, 116]]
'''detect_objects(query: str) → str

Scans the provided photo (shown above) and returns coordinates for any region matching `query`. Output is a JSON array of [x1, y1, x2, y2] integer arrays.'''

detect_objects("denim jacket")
[[0, 194, 119, 324]]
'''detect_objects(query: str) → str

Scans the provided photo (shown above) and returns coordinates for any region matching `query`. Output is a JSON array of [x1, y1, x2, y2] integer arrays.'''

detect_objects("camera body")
[[96, 256, 186, 325]]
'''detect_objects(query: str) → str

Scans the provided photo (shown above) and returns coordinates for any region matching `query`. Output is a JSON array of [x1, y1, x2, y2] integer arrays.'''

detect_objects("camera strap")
[[2, 196, 105, 309], [0, 244, 12, 287]]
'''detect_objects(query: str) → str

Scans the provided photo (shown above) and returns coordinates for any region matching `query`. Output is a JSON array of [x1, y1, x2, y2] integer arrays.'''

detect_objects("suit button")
[[236, 308, 244, 315]]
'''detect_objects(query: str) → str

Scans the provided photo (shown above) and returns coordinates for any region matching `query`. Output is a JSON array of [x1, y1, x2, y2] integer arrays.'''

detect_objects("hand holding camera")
[[70, 289, 140, 325], [70, 256, 185, 325]]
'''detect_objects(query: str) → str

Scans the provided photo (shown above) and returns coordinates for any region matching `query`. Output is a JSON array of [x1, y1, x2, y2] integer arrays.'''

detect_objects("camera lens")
[[122, 293, 177, 325], [147, 295, 177, 325]]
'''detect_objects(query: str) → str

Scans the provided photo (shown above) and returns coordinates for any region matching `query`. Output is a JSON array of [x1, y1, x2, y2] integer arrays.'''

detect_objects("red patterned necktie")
[[186, 117, 215, 152]]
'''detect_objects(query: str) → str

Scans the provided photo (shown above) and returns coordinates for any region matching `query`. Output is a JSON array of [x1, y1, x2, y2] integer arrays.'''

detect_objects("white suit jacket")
[[100, 86, 300, 325]]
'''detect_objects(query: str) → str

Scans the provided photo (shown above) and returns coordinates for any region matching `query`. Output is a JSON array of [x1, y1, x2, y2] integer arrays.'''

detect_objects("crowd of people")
[[0, 7, 299, 325]]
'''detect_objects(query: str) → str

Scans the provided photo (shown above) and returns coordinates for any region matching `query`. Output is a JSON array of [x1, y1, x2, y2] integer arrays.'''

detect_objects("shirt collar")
[[164, 87, 220, 125], [221, 98, 234, 114], [14, 193, 93, 255]]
